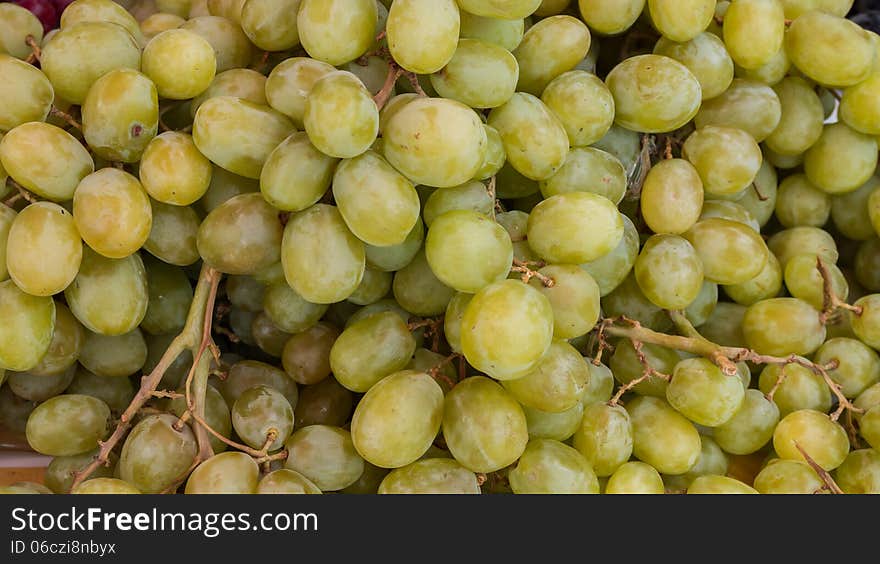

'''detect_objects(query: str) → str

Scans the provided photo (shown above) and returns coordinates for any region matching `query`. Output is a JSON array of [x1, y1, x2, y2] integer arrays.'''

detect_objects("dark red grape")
[[15, 0, 59, 32], [49, 0, 75, 14]]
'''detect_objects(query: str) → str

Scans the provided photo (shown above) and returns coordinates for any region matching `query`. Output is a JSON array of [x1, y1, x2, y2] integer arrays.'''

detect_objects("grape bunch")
[[1, 0, 880, 496]]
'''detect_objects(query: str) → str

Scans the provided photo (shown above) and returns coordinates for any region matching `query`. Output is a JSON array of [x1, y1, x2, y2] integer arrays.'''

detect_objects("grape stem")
[[151, 390, 184, 399], [511, 258, 554, 287], [24, 35, 40, 64], [817, 257, 863, 323], [373, 63, 404, 110], [407, 316, 445, 352], [49, 106, 81, 131], [427, 352, 461, 390], [486, 176, 497, 220], [3, 178, 37, 207], [794, 442, 843, 494], [624, 134, 654, 202], [751, 182, 769, 202]]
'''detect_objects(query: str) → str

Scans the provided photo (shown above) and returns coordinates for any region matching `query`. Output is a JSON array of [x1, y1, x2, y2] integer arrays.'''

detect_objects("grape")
[[186, 452, 259, 494], [814, 338, 880, 399], [665, 357, 744, 427], [580, 214, 639, 296], [0, 3, 44, 60], [166, 384, 231, 454], [141, 29, 215, 100], [377, 458, 480, 494], [529, 265, 600, 340], [257, 469, 322, 494], [723, 251, 782, 306], [627, 396, 701, 475], [240, 0, 301, 51], [694, 79, 781, 142], [226, 276, 266, 313], [804, 122, 878, 195], [767, 226, 838, 268], [653, 32, 733, 101], [29, 304, 83, 377], [503, 341, 590, 413], [773, 409, 849, 471], [140, 132, 212, 206], [488, 92, 568, 181], [603, 272, 674, 333], [260, 132, 337, 213], [197, 192, 282, 275], [833, 177, 879, 241], [232, 385, 294, 450], [522, 402, 583, 442], [699, 200, 759, 232], [758, 363, 832, 416], [572, 403, 634, 477], [386, 97, 488, 187], [783, 254, 847, 310], [648, 0, 714, 43], [8, 365, 76, 402], [753, 459, 824, 494], [386, 0, 458, 74], [66, 365, 135, 413], [0, 55, 53, 133], [6, 202, 81, 297], [0, 280, 55, 371], [72, 478, 140, 494], [539, 71, 614, 148], [722, 0, 785, 70], [429, 39, 518, 110], [605, 461, 665, 494], [737, 159, 778, 226], [474, 125, 506, 180], [41, 22, 140, 105], [684, 218, 768, 285], [351, 370, 443, 468], [540, 148, 625, 204], [140, 13, 186, 41], [513, 15, 590, 96], [456, 0, 540, 19], [251, 312, 292, 357], [735, 45, 791, 86], [683, 126, 762, 197], [634, 234, 704, 310], [442, 376, 528, 473], [781, 0, 853, 18], [79, 328, 146, 378], [576, 0, 643, 35], [144, 200, 201, 267], [349, 267, 392, 306], [528, 192, 623, 264], [265, 57, 336, 127], [861, 407, 880, 449], [714, 389, 780, 454], [855, 239, 880, 292], [852, 294, 880, 349], [765, 77, 825, 156], [26, 394, 110, 456], [262, 282, 327, 334], [297, 0, 376, 66], [193, 96, 294, 179], [662, 434, 729, 491], [303, 71, 378, 159], [832, 449, 880, 494], [786, 10, 873, 88], [392, 249, 456, 317], [191, 69, 267, 118], [294, 377, 353, 428], [284, 425, 364, 491], [686, 475, 757, 494], [742, 297, 826, 356], [333, 150, 419, 246], [684, 281, 719, 327], [206, 0, 246, 23], [44, 448, 116, 493], [605, 54, 702, 133], [423, 181, 494, 227], [774, 175, 831, 229], [364, 218, 423, 273], [0, 122, 94, 202], [218, 360, 298, 409], [509, 439, 599, 494], [840, 73, 880, 136], [329, 311, 415, 393], [60, 0, 145, 47]]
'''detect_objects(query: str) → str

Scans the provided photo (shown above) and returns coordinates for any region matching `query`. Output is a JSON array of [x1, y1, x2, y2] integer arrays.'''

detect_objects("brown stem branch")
[[818, 257, 862, 324], [50, 106, 81, 131], [794, 442, 844, 494], [511, 258, 554, 287], [404, 71, 427, 97], [373, 63, 404, 111], [752, 182, 769, 202], [24, 35, 41, 64]]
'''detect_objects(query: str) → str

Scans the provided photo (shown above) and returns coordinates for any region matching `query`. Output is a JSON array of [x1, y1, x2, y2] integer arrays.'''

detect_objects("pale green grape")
[[765, 77, 825, 156], [206, 0, 246, 22], [142, 29, 215, 100], [64, 248, 148, 336], [530, 265, 599, 340], [378, 458, 479, 494], [44, 448, 116, 493], [783, 253, 847, 310], [365, 218, 423, 272], [781, 0, 854, 18], [577, 0, 644, 35], [193, 96, 294, 179], [423, 181, 494, 227], [457, 0, 540, 18], [653, 32, 733, 100], [488, 92, 568, 181], [687, 475, 757, 494], [804, 122, 878, 195], [185, 452, 259, 494], [219, 359, 298, 409], [297, 0, 376, 66], [723, 251, 782, 306], [0, 122, 94, 201], [29, 304, 83, 377], [442, 376, 528, 473], [605, 54, 701, 133], [832, 176, 879, 241], [197, 192, 282, 275], [786, 10, 873, 87], [351, 370, 443, 468], [342, 55, 392, 96], [774, 175, 831, 228], [841, 73, 880, 136], [773, 409, 849, 471], [61, 0, 145, 46], [226, 276, 266, 313], [198, 165, 259, 213], [648, 0, 714, 42], [443, 292, 472, 354], [736, 159, 778, 226], [260, 132, 337, 212], [639, 159, 703, 235], [387, 0, 458, 74], [430, 39, 517, 109], [6, 202, 81, 297], [79, 328, 146, 378], [609, 338, 678, 398], [758, 363, 833, 416], [8, 365, 76, 402], [0, 55, 53, 133], [0, 3, 43, 60], [605, 461, 665, 494], [666, 357, 744, 427], [663, 434, 730, 491], [513, 15, 590, 96], [814, 338, 880, 398], [232, 385, 294, 450], [767, 226, 838, 268], [627, 396, 701, 475], [699, 200, 759, 232], [735, 45, 791, 85], [684, 280, 719, 327], [72, 478, 140, 494], [190, 68, 267, 117], [634, 234, 704, 310], [263, 282, 327, 333], [683, 126, 762, 197], [257, 469, 322, 494], [392, 250, 456, 317], [539, 148, 625, 204], [754, 459, 824, 494], [714, 389, 780, 454], [701, 305, 747, 350], [330, 311, 416, 393], [684, 218, 768, 285], [348, 267, 392, 306], [509, 439, 599, 494], [572, 402, 633, 477], [833, 449, 880, 494], [294, 377, 353, 428], [502, 341, 589, 413], [522, 403, 583, 441], [602, 272, 674, 333], [694, 78, 782, 142], [241, 0, 301, 51], [853, 294, 880, 349], [143, 200, 201, 266], [66, 365, 135, 413], [265, 57, 336, 127], [26, 394, 110, 456], [861, 406, 880, 449], [251, 311, 292, 357], [528, 192, 623, 264], [303, 71, 378, 159], [140, 132, 212, 206], [743, 297, 826, 356], [458, 11, 524, 51], [140, 14, 185, 40], [722, 0, 785, 70], [540, 71, 614, 147], [285, 425, 364, 491], [474, 124, 506, 180]]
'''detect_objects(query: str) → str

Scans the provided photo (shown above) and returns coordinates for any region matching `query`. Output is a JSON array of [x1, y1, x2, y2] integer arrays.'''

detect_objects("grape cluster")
[[1, 0, 880, 495]]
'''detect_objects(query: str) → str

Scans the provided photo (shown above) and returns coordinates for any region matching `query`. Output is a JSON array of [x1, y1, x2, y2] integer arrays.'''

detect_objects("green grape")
[[458, 11, 524, 51], [219, 360, 298, 409], [488, 92, 568, 181], [294, 377, 353, 428], [840, 73, 880, 136], [605, 461, 665, 494], [26, 394, 110, 456], [226, 276, 266, 312], [232, 385, 294, 450], [522, 402, 583, 441], [698, 302, 747, 349], [8, 365, 76, 402], [832, 177, 879, 241], [786, 10, 873, 87], [144, 334, 192, 391], [342, 54, 392, 96], [767, 226, 838, 268], [257, 469, 322, 494], [73, 169, 152, 259], [513, 15, 590, 96], [365, 218, 423, 273], [351, 370, 443, 468], [833, 449, 880, 494], [333, 151, 419, 246], [662, 435, 729, 491], [653, 32, 733, 100], [861, 406, 880, 449], [610, 339, 678, 398], [303, 71, 378, 159], [29, 304, 83, 377], [0, 205, 10, 282], [442, 292, 472, 354], [494, 162, 539, 199], [140, 132, 212, 206], [6, 202, 81, 297], [736, 159, 778, 226], [579, 214, 638, 297], [423, 181, 494, 227], [684, 281, 718, 326], [474, 125, 506, 180], [753, 459, 824, 494], [722, 0, 784, 70], [781, 0, 854, 18], [264, 57, 336, 127], [442, 376, 528, 473], [240, 0, 300, 51], [392, 249, 456, 317], [197, 192, 282, 275], [429, 39, 517, 109], [763, 146, 803, 169], [683, 126, 762, 197], [765, 77, 825, 156], [580, 364, 613, 406], [185, 452, 259, 494], [457, 0, 539, 18], [0, 55, 53, 133], [193, 96, 294, 179], [539, 148, 625, 204], [603, 272, 674, 333], [735, 45, 791, 85], [572, 402, 633, 477], [79, 329, 146, 378], [577, 0, 643, 35], [648, 0, 714, 42], [348, 267, 392, 306], [540, 71, 614, 147], [199, 165, 260, 213], [605, 54, 701, 133], [297, 0, 376, 66], [714, 389, 780, 454], [142, 29, 215, 100], [263, 282, 328, 333], [425, 210, 512, 293], [858, 384, 880, 418], [686, 475, 757, 494], [0, 122, 94, 201], [814, 338, 880, 399], [853, 294, 880, 349], [509, 439, 599, 494], [684, 218, 768, 285], [141, 14, 186, 40], [0, 3, 43, 60], [378, 458, 480, 494], [228, 307, 258, 345], [634, 234, 704, 310], [0, 280, 55, 371], [804, 122, 878, 195], [65, 249, 148, 336], [783, 254, 847, 310], [166, 384, 231, 454], [387, 0, 459, 73], [61, 0, 145, 44], [330, 311, 416, 393], [723, 251, 782, 306], [666, 357, 744, 427], [72, 478, 140, 494], [694, 79, 781, 142], [591, 126, 642, 178], [0, 385, 35, 435], [502, 341, 589, 413], [533, 0, 570, 15], [528, 192, 623, 264], [773, 409, 849, 471], [44, 448, 116, 493], [774, 175, 831, 228], [460, 280, 554, 381], [40, 22, 140, 105], [251, 311, 292, 357], [528, 265, 600, 340], [191, 68, 267, 117], [699, 201, 758, 232], [758, 363, 832, 416], [143, 200, 201, 266], [66, 366, 135, 413], [743, 298, 826, 356], [282, 204, 365, 304], [627, 396, 701, 475], [850, 237, 879, 290], [206, 0, 246, 22], [285, 425, 364, 491], [142, 261, 190, 334], [260, 132, 337, 212]]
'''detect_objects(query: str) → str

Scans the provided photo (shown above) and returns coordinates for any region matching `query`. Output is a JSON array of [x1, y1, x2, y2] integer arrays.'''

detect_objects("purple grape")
[[15, 0, 59, 32], [50, 0, 75, 14]]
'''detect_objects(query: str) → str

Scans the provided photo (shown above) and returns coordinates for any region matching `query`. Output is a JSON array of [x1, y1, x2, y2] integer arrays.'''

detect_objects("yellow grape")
[[241, 0, 302, 52], [541, 71, 615, 147], [653, 32, 734, 100], [0, 280, 55, 371], [264, 57, 336, 128], [742, 297, 826, 356], [634, 234, 704, 310], [722, 0, 785, 70], [648, 0, 715, 43], [297, 0, 376, 66], [387, 0, 459, 74], [61, 0, 145, 47], [488, 92, 568, 181], [572, 402, 633, 477], [0, 3, 43, 60], [140, 132, 213, 206], [528, 192, 623, 264], [513, 15, 590, 96], [430, 38, 519, 109], [577, 0, 644, 35], [773, 409, 850, 471], [508, 439, 599, 494], [786, 10, 874, 87], [0, 55, 53, 133], [260, 131, 338, 212], [197, 192, 282, 275], [627, 396, 701, 475], [765, 77, 826, 156], [639, 159, 704, 234], [191, 68, 267, 118], [684, 218, 768, 285], [457, 0, 540, 18], [803, 122, 878, 195], [303, 71, 379, 159], [840, 73, 880, 136]]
